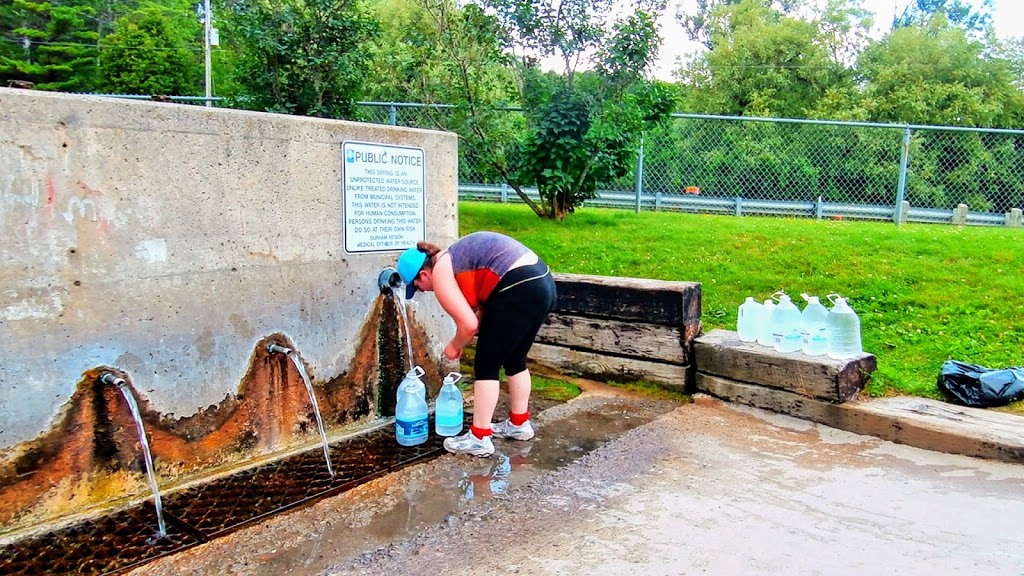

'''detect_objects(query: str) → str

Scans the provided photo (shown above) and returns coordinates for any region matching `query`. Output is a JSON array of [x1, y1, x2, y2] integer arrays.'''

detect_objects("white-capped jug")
[[737, 297, 763, 342], [825, 294, 863, 359], [770, 293, 802, 353], [799, 294, 829, 356]]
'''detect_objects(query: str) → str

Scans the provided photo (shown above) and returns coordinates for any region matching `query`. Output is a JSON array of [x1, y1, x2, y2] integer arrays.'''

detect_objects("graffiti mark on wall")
[[1, 174, 41, 208], [2, 174, 112, 229], [63, 196, 99, 223]]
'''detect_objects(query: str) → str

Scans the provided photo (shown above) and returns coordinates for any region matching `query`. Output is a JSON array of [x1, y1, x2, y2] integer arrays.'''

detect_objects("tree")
[[892, 0, 993, 37], [224, 0, 380, 118], [97, 7, 202, 95], [423, 0, 675, 220], [676, 0, 856, 118], [676, 0, 801, 50], [1, 0, 100, 90], [858, 16, 1019, 127]]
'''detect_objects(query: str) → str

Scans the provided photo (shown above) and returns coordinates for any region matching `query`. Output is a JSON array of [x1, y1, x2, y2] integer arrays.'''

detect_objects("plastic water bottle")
[[799, 294, 829, 356], [770, 293, 802, 353], [395, 366, 428, 446], [825, 294, 863, 359], [737, 297, 763, 342], [756, 298, 777, 347], [434, 372, 464, 437]]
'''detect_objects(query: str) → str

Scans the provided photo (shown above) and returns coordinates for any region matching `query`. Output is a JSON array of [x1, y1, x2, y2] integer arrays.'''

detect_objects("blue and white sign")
[[342, 141, 425, 253]]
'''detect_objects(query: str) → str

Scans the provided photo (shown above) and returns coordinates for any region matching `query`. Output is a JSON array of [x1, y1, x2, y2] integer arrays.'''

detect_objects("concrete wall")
[[0, 88, 458, 448]]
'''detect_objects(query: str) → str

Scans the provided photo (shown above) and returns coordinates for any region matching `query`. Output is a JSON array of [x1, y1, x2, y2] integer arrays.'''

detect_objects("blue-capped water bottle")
[[395, 366, 428, 446], [434, 372, 464, 437]]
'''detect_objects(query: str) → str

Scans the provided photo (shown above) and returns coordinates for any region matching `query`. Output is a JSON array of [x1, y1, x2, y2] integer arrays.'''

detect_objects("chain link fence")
[[82, 96, 1023, 227], [357, 102, 1024, 228]]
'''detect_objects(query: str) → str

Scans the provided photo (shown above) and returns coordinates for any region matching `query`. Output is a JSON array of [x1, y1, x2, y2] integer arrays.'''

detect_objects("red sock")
[[470, 425, 492, 439], [509, 412, 529, 426]]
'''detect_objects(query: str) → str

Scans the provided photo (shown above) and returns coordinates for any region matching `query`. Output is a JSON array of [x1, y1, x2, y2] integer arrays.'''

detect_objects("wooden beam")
[[535, 315, 689, 365], [694, 329, 875, 403], [553, 273, 701, 327], [529, 343, 691, 391]]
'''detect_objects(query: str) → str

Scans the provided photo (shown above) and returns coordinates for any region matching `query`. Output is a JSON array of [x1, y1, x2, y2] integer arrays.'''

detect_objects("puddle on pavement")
[[224, 397, 672, 576]]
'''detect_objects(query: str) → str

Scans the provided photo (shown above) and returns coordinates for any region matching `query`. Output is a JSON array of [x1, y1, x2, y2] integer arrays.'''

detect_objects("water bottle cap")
[[443, 372, 462, 385], [745, 296, 756, 303], [406, 366, 425, 378], [778, 294, 792, 303], [801, 293, 820, 304]]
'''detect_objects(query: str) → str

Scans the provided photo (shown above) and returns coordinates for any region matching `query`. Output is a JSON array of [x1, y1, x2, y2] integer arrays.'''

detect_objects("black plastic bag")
[[937, 360, 1024, 408]]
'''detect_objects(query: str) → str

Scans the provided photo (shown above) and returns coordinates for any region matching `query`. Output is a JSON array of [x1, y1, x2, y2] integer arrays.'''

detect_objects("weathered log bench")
[[694, 328, 876, 403], [528, 273, 702, 391]]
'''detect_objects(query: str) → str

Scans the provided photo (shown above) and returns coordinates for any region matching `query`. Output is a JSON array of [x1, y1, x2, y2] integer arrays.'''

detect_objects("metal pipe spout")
[[267, 343, 292, 355], [100, 371, 126, 387], [378, 266, 402, 295]]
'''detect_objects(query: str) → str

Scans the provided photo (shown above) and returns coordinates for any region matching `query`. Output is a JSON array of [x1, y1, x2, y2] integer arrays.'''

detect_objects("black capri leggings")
[[473, 261, 557, 382]]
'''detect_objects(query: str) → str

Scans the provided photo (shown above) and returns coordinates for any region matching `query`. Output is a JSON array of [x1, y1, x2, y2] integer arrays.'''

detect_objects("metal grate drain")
[[0, 420, 456, 576]]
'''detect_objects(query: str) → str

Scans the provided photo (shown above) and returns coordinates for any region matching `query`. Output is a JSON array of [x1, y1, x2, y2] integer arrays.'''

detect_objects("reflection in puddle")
[[361, 401, 665, 542]]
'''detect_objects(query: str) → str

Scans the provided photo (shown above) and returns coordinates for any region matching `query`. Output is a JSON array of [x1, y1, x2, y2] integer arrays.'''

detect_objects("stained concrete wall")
[[0, 88, 458, 449]]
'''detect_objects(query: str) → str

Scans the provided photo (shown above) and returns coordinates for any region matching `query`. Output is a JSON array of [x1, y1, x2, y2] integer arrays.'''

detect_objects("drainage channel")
[[0, 421, 455, 576]]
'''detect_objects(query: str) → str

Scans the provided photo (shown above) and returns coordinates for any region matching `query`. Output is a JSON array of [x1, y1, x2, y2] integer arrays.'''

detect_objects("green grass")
[[531, 376, 583, 402], [606, 380, 694, 402], [460, 202, 1024, 402]]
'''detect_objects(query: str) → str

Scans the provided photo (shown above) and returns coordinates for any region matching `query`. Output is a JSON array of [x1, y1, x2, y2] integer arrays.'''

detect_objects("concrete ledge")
[[697, 374, 1024, 464]]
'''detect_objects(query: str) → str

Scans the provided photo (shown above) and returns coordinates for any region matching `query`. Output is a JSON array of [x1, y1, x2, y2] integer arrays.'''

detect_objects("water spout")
[[266, 343, 292, 356], [266, 344, 336, 477], [378, 266, 401, 295], [101, 371, 166, 539]]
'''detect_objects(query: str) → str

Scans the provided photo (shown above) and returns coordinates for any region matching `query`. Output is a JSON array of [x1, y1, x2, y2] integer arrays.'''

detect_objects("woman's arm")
[[431, 253, 479, 358]]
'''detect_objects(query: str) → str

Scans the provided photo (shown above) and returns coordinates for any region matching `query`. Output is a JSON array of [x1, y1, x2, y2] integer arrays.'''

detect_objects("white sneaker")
[[443, 431, 494, 457], [491, 419, 535, 441]]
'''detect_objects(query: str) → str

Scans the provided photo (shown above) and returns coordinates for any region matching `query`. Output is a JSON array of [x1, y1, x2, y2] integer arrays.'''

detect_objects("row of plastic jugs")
[[395, 366, 465, 446], [737, 292, 862, 359]]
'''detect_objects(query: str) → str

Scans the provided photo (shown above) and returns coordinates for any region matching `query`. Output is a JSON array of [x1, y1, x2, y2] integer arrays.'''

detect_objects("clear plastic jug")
[[737, 297, 763, 342], [825, 294, 863, 359], [395, 366, 428, 446], [434, 372, 464, 437], [770, 293, 802, 353], [799, 294, 829, 356], [756, 296, 778, 347]]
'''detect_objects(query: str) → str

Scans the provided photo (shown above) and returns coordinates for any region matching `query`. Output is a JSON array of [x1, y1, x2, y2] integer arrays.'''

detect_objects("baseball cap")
[[396, 247, 427, 299]]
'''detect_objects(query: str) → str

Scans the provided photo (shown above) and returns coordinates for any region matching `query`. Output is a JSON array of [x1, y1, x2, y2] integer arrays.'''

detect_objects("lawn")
[[459, 202, 1024, 404]]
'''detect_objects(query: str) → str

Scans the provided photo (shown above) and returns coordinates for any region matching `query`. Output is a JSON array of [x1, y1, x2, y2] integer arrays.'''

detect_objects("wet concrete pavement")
[[129, 386, 1024, 576]]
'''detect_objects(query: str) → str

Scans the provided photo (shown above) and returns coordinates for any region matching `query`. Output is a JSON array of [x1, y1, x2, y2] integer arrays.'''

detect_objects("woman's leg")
[[506, 369, 531, 415], [472, 378, 501, 430]]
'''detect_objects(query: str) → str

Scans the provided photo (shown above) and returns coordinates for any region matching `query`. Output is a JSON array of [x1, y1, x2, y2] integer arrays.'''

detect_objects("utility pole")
[[203, 0, 212, 107]]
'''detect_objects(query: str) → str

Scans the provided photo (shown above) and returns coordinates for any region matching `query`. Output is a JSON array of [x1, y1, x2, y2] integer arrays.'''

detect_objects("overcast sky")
[[652, 0, 1024, 80]]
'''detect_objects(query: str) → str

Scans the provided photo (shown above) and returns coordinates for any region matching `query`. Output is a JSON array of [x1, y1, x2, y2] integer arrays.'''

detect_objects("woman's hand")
[[444, 341, 463, 361]]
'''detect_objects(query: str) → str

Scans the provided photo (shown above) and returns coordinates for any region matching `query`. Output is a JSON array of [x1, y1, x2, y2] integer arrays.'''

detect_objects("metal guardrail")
[[360, 102, 1024, 229], [459, 184, 1022, 226]]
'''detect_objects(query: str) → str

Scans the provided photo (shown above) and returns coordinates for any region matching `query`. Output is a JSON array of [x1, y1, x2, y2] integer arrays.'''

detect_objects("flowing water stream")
[[114, 381, 167, 538], [393, 291, 415, 370], [287, 351, 336, 478]]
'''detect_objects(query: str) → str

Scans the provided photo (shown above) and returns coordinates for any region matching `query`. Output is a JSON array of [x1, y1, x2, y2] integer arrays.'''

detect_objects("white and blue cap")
[[396, 247, 427, 299]]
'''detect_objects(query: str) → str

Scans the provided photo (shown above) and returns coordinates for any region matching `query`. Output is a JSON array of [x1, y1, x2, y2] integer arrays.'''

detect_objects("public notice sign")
[[342, 141, 425, 253]]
